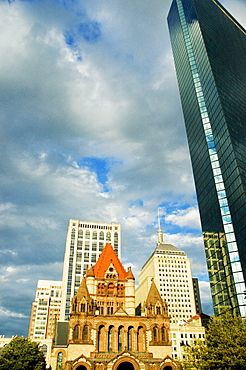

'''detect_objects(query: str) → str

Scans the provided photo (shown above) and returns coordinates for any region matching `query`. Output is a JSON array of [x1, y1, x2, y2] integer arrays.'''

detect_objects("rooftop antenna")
[[157, 207, 164, 244]]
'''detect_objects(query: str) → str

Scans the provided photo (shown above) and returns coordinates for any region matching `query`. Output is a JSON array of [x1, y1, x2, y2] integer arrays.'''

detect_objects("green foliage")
[[179, 311, 246, 370], [0, 337, 46, 370]]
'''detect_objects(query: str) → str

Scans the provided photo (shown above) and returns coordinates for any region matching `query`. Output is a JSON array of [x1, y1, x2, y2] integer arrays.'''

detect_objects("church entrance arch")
[[117, 362, 135, 370], [75, 365, 88, 370], [113, 357, 139, 370]]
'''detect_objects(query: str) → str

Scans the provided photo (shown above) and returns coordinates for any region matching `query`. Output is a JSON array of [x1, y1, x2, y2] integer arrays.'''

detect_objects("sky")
[[0, 0, 245, 337]]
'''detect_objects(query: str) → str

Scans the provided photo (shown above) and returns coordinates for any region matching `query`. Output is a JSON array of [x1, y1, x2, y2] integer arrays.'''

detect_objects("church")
[[50, 243, 176, 370]]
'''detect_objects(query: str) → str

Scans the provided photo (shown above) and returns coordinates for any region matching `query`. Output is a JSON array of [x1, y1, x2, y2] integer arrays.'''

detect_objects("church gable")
[[93, 243, 128, 279], [114, 304, 129, 316], [144, 279, 168, 317]]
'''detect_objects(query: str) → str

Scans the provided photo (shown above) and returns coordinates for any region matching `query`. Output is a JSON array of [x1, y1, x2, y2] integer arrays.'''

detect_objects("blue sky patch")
[[64, 30, 83, 61], [78, 21, 101, 42], [79, 157, 110, 192], [130, 199, 144, 208], [64, 31, 76, 47]]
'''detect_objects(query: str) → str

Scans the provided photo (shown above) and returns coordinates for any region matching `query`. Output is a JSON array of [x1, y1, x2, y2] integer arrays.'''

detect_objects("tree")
[[179, 310, 246, 370], [0, 337, 46, 370]]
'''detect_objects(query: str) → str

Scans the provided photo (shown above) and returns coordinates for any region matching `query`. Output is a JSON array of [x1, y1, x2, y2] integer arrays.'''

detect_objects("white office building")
[[60, 219, 121, 320], [136, 228, 201, 324], [28, 280, 62, 340]]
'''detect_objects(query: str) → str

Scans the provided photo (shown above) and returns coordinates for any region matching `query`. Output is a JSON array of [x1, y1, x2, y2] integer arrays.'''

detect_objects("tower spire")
[[157, 208, 164, 244]]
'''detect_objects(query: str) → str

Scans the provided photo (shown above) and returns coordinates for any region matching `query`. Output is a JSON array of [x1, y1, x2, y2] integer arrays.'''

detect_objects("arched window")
[[128, 326, 134, 351], [118, 326, 124, 352], [85, 230, 90, 239], [156, 306, 161, 315], [98, 325, 106, 352], [114, 232, 118, 246], [81, 303, 86, 312], [73, 325, 79, 340], [137, 326, 145, 352], [161, 326, 166, 342], [108, 283, 114, 296], [82, 325, 89, 341], [153, 326, 158, 342], [92, 231, 97, 240], [106, 231, 111, 241], [78, 229, 83, 238], [99, 231, 104, 240], [57, 352, 63, 370], [108, 325, 114, 352]]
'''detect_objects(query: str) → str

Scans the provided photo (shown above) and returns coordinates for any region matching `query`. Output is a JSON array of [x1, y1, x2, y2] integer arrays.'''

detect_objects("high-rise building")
[[60, 219, 121, 320], [168, 0, 246, 316], [135, 228, 200, 324], [28, 280, 62, 340]]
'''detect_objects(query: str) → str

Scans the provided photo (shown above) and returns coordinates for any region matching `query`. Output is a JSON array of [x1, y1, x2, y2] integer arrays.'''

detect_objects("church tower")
[[51, 243, 176, 370]]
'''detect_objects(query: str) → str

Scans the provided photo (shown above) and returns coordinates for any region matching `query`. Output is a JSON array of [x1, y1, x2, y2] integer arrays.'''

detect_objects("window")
[[57, 352, 63, 370], [118, 326, 123, 352], [153, 326, 158, 342], [128, 326, 134, 351], [107, 306, 113, 315], [117, 284, 124, 296], [73, 325, 79, 340], [137, 326, 145, 352], [71, 228, 76, 239], [82, 325, 89, 341], [97, 283, 105, 295], [98, 325, 106, 352], [108, 283, 114, 296], [114, 232, 118, 246], [76, 252, 82, 262], [161, 326, 166, 342], [108, 326, 113, 352]]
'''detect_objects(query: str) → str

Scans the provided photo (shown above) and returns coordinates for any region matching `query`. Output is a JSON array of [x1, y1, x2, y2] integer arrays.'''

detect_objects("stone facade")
[[51, 243, 176, 370]]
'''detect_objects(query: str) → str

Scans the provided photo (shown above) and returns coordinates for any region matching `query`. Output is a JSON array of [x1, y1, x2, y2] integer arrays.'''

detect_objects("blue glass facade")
[[168, 0, 246, 316]]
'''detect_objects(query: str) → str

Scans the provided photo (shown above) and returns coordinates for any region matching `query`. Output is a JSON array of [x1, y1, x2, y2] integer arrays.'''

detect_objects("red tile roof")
[[93, 243, 128, 279]]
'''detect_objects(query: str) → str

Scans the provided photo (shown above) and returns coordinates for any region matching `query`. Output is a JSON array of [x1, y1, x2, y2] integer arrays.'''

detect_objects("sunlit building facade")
[[28, 280, 62, 340], [135, 229, 200, 325], [51, 243, 176, 370], [168, 0, 246, 316], [60, 219, 121, 320]]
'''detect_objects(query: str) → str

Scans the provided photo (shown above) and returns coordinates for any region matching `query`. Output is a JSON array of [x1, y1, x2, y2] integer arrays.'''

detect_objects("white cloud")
[[165, 206, 202, 230], [0, 307, 28, 319], [0, 0, 244, 336]]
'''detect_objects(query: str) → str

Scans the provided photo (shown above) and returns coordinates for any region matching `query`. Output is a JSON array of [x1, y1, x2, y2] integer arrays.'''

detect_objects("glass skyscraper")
[[167, 0, 246, 316]]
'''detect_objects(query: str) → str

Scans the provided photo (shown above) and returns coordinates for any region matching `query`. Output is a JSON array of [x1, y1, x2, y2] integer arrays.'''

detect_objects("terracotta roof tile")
[[93, 243, 128, 279]]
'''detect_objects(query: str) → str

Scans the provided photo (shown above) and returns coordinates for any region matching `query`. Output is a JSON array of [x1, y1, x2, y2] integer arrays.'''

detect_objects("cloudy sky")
[[0, 0, 245, 337]]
